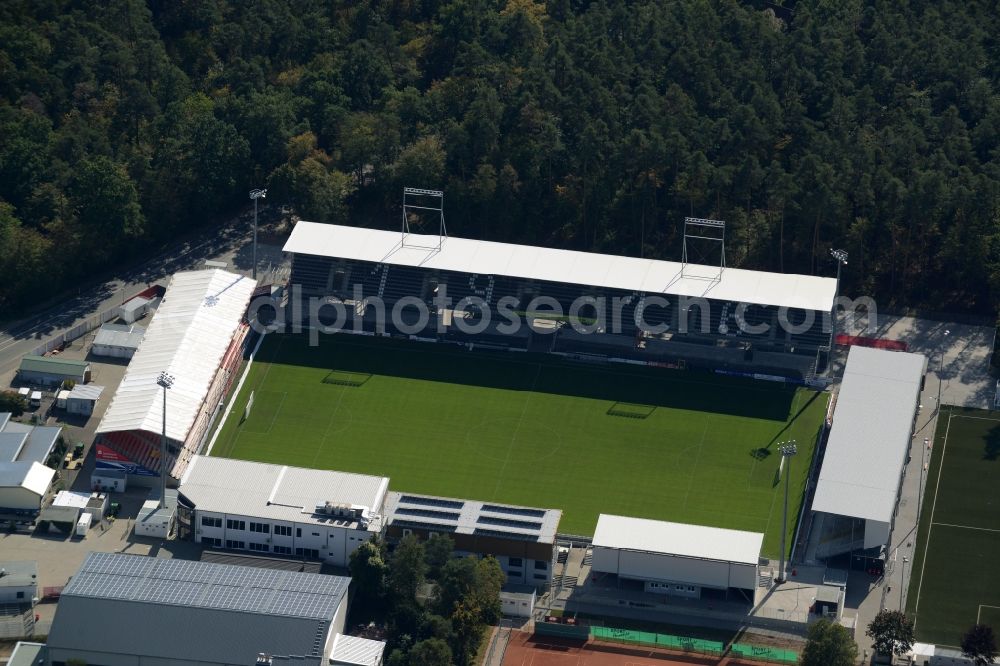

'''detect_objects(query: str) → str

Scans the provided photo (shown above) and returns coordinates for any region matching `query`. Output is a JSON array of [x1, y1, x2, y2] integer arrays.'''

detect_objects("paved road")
[[847, 363, 947, 662], [0, 216, 288, 379]]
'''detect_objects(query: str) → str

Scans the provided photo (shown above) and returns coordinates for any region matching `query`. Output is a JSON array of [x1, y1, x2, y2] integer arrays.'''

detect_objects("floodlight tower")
[[401, 187, 446, 251], [156, 372, 175, 509], [776, 441, 798, 584], [829, 248, 848, 348], [681, 217, 726, 283], [250, 189, 267, 280]]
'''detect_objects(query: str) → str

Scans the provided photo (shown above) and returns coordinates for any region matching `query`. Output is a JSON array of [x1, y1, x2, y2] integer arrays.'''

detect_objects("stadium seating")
[[289, 252, 833, 376]]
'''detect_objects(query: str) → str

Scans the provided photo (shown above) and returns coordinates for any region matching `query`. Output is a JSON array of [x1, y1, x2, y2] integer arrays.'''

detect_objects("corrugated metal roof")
[[0, 462, 54, 496], [385, 491, 561, 543], [13, 426, 60, 465], [592, 514, 764, 565], [180, 456, 389, 530], [68, 384, 104, 401], [284, 222, 838, 312], [0, 432, 28, 462], [96, 270, 256, 441], [812, 346, 927, 523], [330, 634, 386, 666], [18, 355, 89, 375], [49, 552, 347, 665], [93, 323, 146, 350]]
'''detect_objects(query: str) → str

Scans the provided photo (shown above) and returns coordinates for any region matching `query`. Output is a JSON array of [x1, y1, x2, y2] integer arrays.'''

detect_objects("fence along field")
[[214, 332, 827, 552]]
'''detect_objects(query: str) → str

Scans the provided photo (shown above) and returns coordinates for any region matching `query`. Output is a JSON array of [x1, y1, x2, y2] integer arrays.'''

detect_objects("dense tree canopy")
[[1, 0, 999, 318], [802, 618, 858, 666]]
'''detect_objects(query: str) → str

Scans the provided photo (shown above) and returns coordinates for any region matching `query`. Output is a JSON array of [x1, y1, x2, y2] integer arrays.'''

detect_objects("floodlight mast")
[[401, 187, 446, 251], [250, 189, 267, 281], [681, 217, 726, 283], [156, 372, 175, 509], [829, 248, 848, 349], [776, 441, 797, 584]]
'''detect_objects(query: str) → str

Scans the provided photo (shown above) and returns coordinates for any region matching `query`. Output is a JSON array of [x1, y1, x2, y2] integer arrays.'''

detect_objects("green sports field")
[[212, 333, 828, 557], [908, 407, 1000, 646]]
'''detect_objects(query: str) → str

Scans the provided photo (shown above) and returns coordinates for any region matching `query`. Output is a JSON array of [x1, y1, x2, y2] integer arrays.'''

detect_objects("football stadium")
[[211, 211, 835, 558], [907, 407, 1000, 646]]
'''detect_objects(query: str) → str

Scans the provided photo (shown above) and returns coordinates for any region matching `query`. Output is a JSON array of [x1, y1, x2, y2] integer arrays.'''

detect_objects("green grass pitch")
[[212, 333, 828, 557], [907, 407, 1000, 646]]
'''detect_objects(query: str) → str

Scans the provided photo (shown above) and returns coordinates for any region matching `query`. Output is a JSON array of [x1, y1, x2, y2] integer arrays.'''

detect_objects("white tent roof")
[[812, 347, 927, 523], [284, 222, 838, 311], [0, 461, 55, 496], [96, 270, 256, 442], [592, 514, 763, 565]]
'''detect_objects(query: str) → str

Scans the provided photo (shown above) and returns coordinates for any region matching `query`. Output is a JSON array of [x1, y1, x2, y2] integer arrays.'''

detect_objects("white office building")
[[177, 456, 389, 567]]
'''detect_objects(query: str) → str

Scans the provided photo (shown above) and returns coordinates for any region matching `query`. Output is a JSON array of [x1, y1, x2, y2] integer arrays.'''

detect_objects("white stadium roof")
[[179, 456, 390, 529], [96, 270, 256, 442], [284, 222, 838, 312], [592, 514, 764, 565], [812, 346, 927, 524]]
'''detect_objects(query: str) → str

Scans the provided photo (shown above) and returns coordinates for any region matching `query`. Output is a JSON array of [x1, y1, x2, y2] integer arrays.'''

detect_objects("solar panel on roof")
[[392, 519, 458, 532], [481, 504, 546, 517], [399, 495, 464, 509], [473, 528, 541, 541], [477, 516, 542, 531], [396, 507, 461, 521]]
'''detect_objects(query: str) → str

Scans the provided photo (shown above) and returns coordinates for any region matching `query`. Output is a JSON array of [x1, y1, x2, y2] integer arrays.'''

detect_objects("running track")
[[502, 632, 783, 666]]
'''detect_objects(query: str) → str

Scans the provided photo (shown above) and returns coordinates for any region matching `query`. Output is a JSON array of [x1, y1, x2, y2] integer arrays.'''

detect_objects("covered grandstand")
[[809, 346, 927, 563], [94, 270, 257, 484], [283, 222, 838, 376]]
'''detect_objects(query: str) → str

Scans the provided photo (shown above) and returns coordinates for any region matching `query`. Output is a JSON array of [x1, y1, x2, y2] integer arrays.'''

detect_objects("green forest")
[[1, 0, 998, 318]]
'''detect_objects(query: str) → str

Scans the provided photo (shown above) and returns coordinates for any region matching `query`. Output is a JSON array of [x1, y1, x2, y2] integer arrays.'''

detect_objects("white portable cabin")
[[75, 512, 93, 536], [119, 297, 151, 324], [91, 324, 145, 359], [66, 385, 104, 416]]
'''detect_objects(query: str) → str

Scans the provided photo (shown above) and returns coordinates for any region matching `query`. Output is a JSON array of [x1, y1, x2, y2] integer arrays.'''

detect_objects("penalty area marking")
[[978, 604, 1000, 624], [932, 522, 1000, 534], [913, 410, 953, 621]]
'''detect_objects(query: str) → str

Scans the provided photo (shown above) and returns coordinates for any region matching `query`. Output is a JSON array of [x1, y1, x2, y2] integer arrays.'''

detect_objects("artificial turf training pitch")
[[907, 407, 1000, 646], [213, 333, 828, 558]]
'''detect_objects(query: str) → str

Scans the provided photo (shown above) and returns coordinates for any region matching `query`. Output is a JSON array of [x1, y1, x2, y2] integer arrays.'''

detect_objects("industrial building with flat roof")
[[46, 552, 351, 666], [177, 456, 389, 567], [385, 491, 561, 587], [95, 269, 256, 483], [590, 514, 764, 602], [810, 346, 927, 558]]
